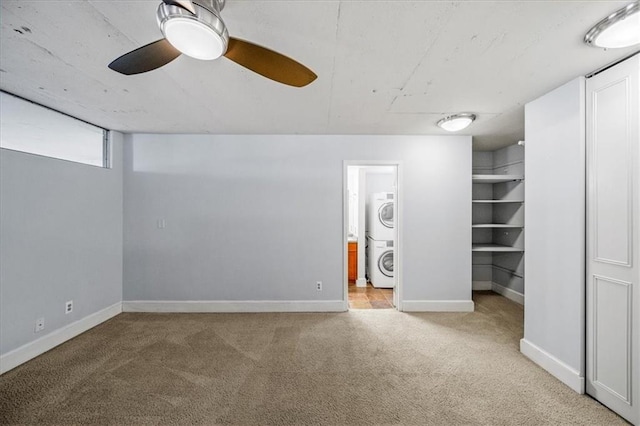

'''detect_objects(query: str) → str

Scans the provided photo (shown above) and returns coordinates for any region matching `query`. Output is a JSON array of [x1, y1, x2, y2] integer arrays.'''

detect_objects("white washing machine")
[[368, 192, 394, 241], [367, 237, 394, 288]]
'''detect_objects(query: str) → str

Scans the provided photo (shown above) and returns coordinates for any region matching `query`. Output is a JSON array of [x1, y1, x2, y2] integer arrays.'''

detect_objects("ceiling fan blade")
[[162, 0, 196, 14], [108, 39, 181, 75], [224, 37, 317, 88]]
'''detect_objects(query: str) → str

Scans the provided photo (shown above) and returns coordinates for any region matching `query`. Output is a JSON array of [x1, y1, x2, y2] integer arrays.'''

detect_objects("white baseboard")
[[520, 339, 585, 394], [402, 300, 474, 312], [356, 278, 367, 287], [472, 281, 493, 290], [491, 282, 524, 305], [0, 302, 122, 375], [122, 300, 346, 313]]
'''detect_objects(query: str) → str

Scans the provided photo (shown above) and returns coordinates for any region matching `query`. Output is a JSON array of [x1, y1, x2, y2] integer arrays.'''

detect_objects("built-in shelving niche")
[[471, 147, 525, 304]]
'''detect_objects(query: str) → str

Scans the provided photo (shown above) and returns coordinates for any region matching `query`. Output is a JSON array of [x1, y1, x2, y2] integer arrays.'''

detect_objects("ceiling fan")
[[108, 0, 317, 87]]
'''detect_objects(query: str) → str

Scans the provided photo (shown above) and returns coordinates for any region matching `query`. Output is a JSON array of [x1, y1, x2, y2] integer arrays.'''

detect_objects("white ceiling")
[[0, 0, 638, 151]]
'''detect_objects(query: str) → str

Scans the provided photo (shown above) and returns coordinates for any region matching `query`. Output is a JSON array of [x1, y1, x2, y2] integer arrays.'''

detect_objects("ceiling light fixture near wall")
[[436, 113, 476, 132], [584, 1, 640, 48]]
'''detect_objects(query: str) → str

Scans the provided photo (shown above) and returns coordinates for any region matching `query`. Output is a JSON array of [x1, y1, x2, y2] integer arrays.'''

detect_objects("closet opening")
[[472, 144, 525, 307], [344, 162, 400, 310]]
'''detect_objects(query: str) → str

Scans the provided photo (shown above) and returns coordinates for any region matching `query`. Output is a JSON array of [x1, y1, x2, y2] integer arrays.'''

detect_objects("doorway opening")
[[344, 162, 401, 310]]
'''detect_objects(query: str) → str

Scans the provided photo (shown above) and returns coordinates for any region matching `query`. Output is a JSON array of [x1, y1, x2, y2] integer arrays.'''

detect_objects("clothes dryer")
[[367, 192, 394, 241], [367, 236, 394, 288]]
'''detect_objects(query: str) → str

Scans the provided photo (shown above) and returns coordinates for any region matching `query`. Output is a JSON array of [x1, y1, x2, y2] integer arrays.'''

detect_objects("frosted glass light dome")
[[437, 113, 476, 132], [163, 17, 225, 60], [157, 2, 229, 61], [585, 2, 640, 48]]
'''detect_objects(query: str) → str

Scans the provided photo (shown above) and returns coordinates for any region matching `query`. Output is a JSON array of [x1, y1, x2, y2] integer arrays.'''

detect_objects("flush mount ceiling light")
[[584, 1, 640, 49], [436, 113, 476, 132]]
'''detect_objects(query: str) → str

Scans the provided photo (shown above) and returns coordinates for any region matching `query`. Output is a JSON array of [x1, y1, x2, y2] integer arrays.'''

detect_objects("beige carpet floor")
[[0, 292, 626, 425]]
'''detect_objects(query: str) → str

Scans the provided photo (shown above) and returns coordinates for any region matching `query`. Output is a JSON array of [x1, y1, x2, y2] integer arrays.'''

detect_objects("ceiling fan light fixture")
[[157, 3, 229, 60], [436, 113, 476, 132], [109, 0, 315, 85], [584, 1, 640, 48], [163, 18, 224, 59]]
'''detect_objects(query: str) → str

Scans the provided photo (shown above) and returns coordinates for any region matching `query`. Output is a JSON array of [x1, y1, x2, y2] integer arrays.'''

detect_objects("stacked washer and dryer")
[[366, 192, 395, 288]]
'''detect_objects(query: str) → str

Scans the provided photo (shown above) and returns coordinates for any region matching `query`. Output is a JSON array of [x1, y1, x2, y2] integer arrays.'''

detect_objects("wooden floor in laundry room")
[[348, 283, 394, 309]]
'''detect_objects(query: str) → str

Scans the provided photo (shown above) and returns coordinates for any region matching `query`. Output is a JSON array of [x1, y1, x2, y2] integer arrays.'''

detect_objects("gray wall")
[[123, 134, 472, 303], [472, 151, 493, 174], [365, 170, 395, 197], [524, 77, 585, 374], [0, 133, 123, 355]]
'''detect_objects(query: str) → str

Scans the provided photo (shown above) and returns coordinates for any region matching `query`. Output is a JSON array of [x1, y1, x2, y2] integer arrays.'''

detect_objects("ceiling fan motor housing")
[[157, 0, 229, 59]]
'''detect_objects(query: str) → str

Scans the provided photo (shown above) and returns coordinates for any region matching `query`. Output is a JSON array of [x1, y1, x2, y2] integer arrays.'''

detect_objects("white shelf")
[[472, 174, 524, 184], [472, 244, 524, 252], [472, 200, 524, 204], [472, 224, 524, 228]]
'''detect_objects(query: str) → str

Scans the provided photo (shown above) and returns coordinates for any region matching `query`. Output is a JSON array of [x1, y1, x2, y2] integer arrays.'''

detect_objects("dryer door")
[[378, 250, 394, 277], [378, 202, 394, 229]]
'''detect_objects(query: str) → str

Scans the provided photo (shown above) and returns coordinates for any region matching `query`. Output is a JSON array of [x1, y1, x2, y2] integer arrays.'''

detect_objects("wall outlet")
[[316, 281, 322, 291], [157, 218, 166, 229], [35, 317, 45, 333], [65, 300, 73, 314]]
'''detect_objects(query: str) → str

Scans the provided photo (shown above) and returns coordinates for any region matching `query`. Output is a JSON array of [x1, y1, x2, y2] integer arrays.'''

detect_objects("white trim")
[[472, 281, 493, 290], [343, 163, 349, 308], [395, 163, 403, 311], [122, 300, 346, 313], [491, 282, 524, 305], [356, 168, 367, 289], [0, 302, 122, 375], [402, 300, 474, 312], [520, 338, 585, 394]]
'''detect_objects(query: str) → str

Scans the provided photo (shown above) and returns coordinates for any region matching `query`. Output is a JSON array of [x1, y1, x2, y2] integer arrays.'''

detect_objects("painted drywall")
[[472, 151, 493, 174], [0, 133, 123, 356], [123, 134, 471, 304], [346, 167, 359, 237], [365, 170, 395, 197], [523, 77, 585, 378]]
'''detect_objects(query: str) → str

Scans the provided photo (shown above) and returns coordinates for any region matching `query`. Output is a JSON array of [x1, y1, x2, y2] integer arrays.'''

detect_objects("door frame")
[[342, 160, 403, 311]]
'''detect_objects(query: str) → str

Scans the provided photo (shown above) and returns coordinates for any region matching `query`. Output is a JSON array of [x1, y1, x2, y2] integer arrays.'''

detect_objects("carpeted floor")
[[0, 292, 625, 425]]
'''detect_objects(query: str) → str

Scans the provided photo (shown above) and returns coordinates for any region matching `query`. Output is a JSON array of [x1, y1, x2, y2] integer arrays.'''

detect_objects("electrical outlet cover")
[[35, 317, 45, 333]]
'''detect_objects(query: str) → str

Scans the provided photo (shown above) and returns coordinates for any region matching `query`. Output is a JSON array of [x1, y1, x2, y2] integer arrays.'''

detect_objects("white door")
[[586, 54, 639, 424], [392, 172, 399, 308]]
